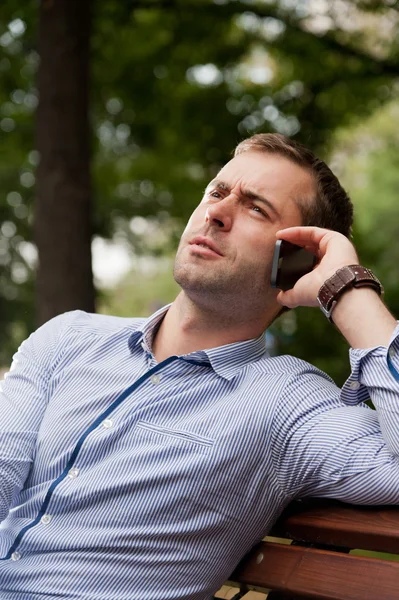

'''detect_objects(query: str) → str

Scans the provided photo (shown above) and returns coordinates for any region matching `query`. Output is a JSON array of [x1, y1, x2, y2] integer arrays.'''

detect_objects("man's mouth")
[[189, 236, 223, 256]]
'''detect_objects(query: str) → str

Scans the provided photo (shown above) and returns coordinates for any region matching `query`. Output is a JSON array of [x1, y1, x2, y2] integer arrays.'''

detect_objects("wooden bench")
[[221, 499, 399, 600]]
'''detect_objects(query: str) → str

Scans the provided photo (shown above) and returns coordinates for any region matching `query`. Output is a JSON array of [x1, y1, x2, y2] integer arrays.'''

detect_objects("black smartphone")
[[271, 240, 317, 291]]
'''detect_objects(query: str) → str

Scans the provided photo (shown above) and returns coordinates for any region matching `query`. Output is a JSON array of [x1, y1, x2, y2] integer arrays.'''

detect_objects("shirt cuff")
[[340, 321, 399, 406]]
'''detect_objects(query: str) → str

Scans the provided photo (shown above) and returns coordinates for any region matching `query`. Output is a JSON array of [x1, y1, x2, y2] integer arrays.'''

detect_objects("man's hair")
[[234, 133, 353, 238]]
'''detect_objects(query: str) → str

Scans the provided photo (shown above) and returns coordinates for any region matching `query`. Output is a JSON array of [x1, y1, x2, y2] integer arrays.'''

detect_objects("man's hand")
[[275, 226, 359, 309], [275, 226, 397, 348]]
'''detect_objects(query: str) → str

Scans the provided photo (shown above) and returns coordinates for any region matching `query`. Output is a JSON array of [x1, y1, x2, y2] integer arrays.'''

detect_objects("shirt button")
[[389, 347, 395, 359], [349, 380, 361, 390], [68, 467, 79, 479], [150, 374, 161, 385], [103, 418, 113, 428], [41, 514, 52, 525], [11, 552, 21, 561]]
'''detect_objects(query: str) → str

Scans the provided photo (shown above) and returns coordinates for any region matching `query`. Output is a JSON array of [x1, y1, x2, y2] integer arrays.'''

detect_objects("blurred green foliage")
[[99, 256, 180, 318], [0, 0, 399, 381]]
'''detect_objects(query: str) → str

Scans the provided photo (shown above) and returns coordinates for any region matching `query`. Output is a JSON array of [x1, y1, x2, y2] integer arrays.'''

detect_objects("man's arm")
[[272, 226, 399, 503], [272, 360, 399, 504], [0, 313, 72, 522]]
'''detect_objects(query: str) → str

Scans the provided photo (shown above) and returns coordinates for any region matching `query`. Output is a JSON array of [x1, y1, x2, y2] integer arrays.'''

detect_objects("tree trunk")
[[34, 0, 95, 326]]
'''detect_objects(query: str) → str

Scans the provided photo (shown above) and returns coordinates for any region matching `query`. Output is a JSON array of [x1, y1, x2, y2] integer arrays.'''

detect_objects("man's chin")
[[173, 268, 228, 296]]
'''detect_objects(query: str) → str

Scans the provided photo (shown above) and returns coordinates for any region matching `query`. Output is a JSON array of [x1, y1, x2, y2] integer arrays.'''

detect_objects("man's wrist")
[[317, 265, 383, 323], [329, 286, 396, 349]]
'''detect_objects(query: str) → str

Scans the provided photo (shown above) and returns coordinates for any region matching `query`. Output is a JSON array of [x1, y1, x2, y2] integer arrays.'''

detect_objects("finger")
[[276, 226, 331, 249], [276, 290, 297, 309]]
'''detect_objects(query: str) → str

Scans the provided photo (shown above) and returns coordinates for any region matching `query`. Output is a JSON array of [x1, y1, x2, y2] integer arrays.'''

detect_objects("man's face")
[[174, 151, 315, 311]]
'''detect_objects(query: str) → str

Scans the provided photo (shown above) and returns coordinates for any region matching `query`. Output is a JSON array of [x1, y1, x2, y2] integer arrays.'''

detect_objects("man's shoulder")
[[250, 352, 338, 398], [33, 310, 146, 353], [61, 310, 145, 337], [252, 352, 327, 379]]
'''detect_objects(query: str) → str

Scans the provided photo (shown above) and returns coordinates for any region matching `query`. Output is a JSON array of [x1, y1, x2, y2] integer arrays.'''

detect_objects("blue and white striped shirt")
[[0, 305, 399, 599]]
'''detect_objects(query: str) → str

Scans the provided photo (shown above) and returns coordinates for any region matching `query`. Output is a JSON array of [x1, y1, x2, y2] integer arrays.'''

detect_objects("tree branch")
[[131, 0, 399, 77]]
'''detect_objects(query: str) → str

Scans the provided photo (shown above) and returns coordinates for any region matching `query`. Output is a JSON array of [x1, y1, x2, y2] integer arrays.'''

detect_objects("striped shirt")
[[0, 305, 398, 600]]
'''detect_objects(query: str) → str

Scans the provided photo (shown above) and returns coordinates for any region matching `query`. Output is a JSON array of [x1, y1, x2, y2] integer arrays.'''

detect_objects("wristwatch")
[[317, 265, 383, 322]]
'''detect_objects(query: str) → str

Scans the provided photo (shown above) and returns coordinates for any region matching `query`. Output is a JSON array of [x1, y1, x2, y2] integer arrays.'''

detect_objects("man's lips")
[[188, 236, 223, 256]]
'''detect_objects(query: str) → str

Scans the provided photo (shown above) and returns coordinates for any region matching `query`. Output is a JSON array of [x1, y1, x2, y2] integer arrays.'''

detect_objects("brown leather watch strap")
[[317, 265, 383, 322]]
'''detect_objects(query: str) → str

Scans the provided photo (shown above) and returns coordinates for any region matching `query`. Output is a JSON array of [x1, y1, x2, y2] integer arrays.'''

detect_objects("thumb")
[[276, 289, 295, 309]]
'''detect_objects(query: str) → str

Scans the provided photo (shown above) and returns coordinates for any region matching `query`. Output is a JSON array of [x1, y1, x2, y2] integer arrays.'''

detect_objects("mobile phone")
[[271, 240, 317, 291]]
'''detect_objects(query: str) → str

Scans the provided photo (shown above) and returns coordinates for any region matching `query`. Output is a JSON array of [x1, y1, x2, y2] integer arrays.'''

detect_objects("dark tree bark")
[[34, 0, 95, 325]]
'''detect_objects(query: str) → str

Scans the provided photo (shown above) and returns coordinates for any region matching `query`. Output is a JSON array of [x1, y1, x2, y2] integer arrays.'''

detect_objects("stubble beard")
[[173, 243, 270, 314]]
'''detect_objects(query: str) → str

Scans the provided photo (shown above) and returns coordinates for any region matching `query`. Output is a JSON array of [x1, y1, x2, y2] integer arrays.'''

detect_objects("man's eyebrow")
[[242, 188, 280, 219], [205, 179, 230, 193], [205, 179, 280, 219]]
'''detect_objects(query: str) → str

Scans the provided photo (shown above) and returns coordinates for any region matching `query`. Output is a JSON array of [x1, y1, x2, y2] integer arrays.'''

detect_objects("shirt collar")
[[128, 303, 171, 354], [127, 304, 268, 380], [203, 334, 267, 380]]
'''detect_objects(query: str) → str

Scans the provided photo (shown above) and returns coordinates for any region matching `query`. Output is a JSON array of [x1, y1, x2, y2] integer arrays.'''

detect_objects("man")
[[0, 133, 398, 600]]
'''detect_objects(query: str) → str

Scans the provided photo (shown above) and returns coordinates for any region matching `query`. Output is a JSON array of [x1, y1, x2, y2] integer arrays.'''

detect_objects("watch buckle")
[[317, 297, 337, 322]]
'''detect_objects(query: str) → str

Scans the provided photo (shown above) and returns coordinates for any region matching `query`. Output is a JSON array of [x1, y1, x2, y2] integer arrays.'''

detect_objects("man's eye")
[[209, 191, 222, 198], [252, 205, 266, 216]]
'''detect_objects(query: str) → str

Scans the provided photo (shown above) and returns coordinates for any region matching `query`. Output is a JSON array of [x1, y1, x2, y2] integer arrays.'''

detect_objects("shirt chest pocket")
[[131, 419, 215, 488], [132, 420, 253, 526], [123, 420, 216, 522]]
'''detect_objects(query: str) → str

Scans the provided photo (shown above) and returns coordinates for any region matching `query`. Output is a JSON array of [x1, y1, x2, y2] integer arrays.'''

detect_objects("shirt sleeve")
[[272, 323, 399, 504], [0, 312, 76, 522]]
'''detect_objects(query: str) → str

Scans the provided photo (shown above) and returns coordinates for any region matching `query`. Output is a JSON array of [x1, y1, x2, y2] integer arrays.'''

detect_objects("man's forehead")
[[214, 151, 315, 202]]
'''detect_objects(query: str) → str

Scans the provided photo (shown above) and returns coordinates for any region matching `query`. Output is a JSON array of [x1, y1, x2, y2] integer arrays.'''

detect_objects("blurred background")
[[1, 0, 399, 386]]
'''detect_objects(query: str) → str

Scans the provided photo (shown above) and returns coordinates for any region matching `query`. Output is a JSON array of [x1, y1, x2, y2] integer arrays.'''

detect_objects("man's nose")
[[204, 196, 234, 231]]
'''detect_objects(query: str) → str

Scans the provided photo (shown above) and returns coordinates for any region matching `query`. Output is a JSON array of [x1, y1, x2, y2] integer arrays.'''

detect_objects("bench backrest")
[[229, 500, 399, 600]]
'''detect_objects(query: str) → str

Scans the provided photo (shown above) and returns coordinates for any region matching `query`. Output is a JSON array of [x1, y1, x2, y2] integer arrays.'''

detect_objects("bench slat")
[[231, 541, 399, 600], [270, 500, 399, 554]]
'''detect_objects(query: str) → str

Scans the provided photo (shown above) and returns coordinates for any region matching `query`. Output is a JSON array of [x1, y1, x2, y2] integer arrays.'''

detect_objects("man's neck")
[[151, 292, 274, 363]]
